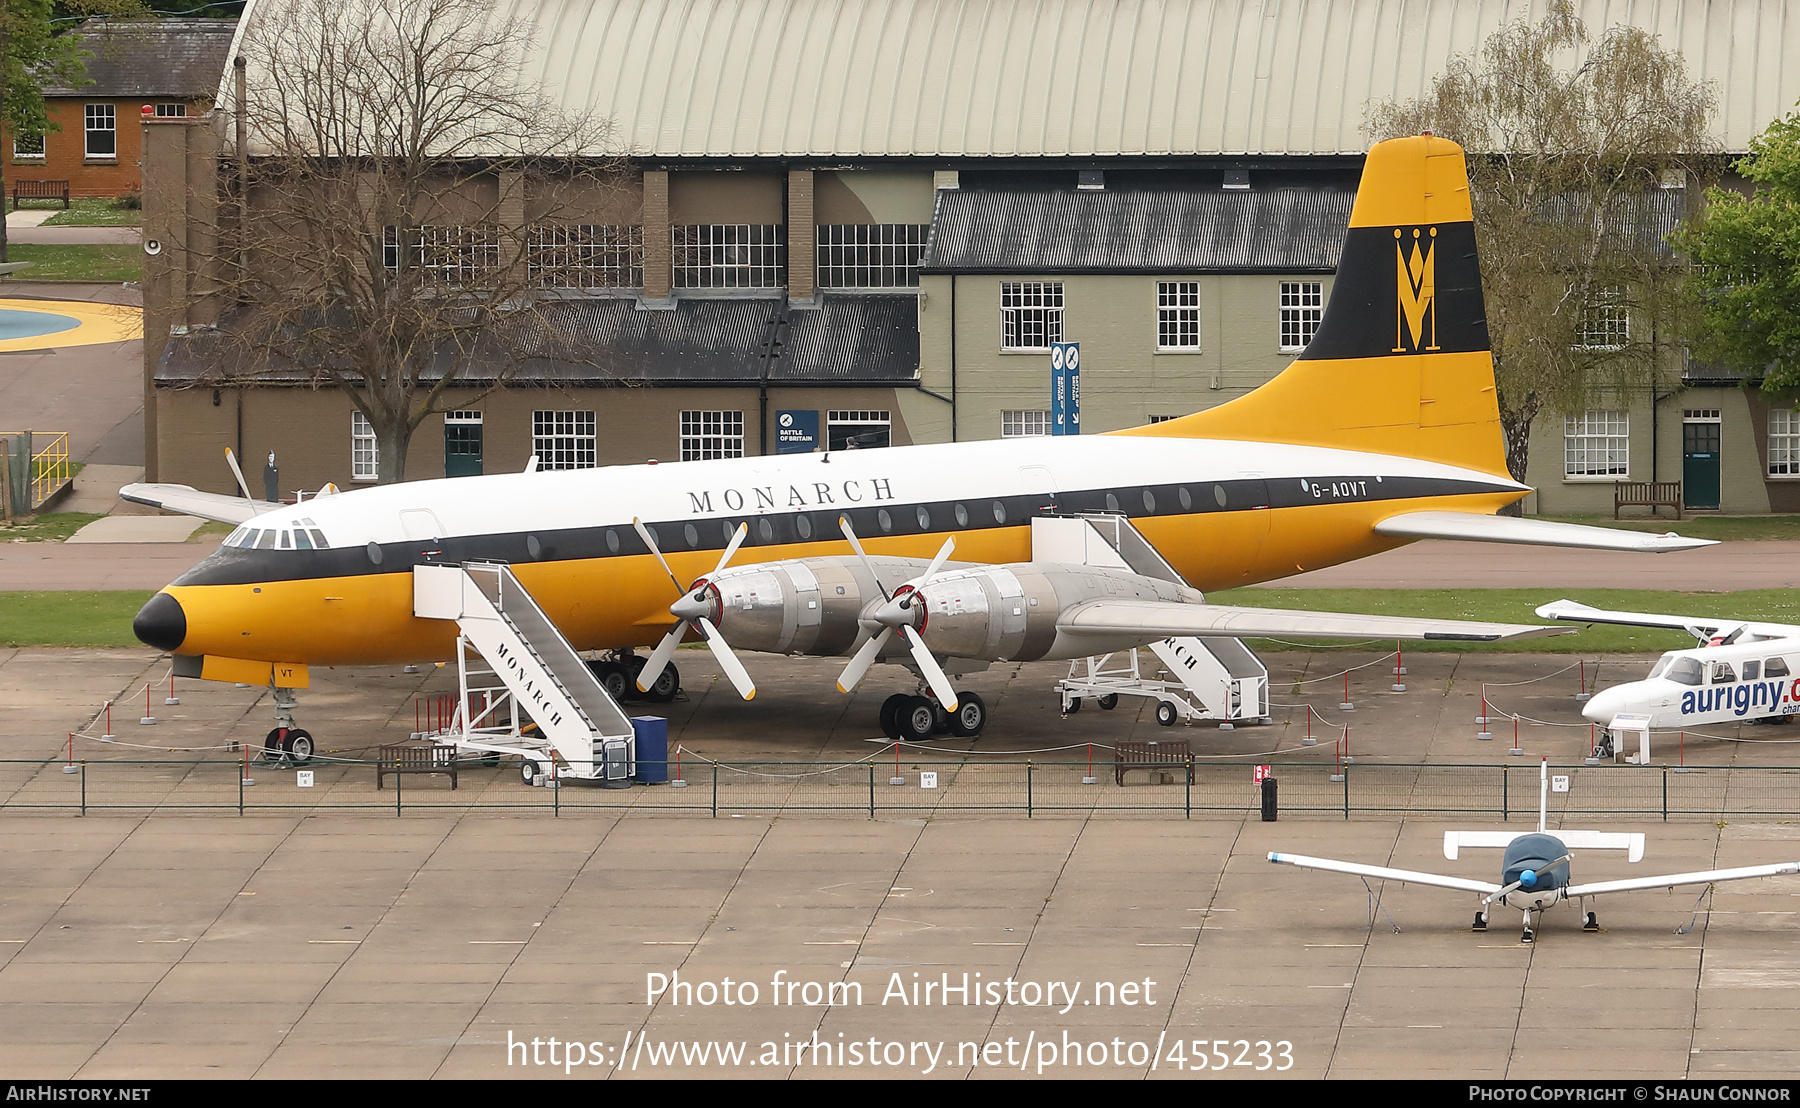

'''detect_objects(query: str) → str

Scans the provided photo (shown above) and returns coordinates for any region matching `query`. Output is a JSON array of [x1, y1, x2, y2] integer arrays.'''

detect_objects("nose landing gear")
[[260, 686, 314, 764]]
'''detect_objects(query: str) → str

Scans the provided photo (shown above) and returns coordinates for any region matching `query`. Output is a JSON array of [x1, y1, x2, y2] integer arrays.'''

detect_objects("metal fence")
[[5, 756, 1800, 821]]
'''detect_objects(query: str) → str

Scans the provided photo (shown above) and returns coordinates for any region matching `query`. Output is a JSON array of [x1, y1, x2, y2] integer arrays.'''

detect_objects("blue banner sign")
[[1050, 342, 1080, 436], [776, 410, 819, 454]]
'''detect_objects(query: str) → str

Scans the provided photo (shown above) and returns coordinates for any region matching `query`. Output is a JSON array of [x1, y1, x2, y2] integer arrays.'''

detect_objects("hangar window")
[[1770, 410, 1800, 477], [1157, 282, 1201, 350], [672, 224, 785, 288], [1001, 410, 1050, 438], [12, 131, 42, 159], [351, 412, 378, 481], [1563, 410, 1629, 478], [817, 224, 930, 288], [84, 104, 115, 158], [827, 410, 890, 450], [1577, 287, 1629, 350], [1001, 282, 1063, 350], [1278, 281, 1322, 350], [529, 224, 644, 289], [533, 410, 597, 470], [680, 410, 745, 460], [382, 225, 501, 287]]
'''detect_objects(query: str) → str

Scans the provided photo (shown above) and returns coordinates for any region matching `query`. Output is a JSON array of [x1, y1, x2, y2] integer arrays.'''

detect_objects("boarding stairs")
[[412, 562, 635, 782], [1036, 513, 1270, 727]]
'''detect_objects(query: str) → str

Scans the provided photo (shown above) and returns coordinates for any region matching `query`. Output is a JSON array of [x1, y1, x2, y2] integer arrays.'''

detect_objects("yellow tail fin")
[[1118, 135, 1511, 481]]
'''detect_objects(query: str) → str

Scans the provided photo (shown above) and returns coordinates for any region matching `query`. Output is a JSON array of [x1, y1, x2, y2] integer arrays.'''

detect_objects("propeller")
[[224, 448, 256, 507], [633, 518, 756, 700], [1482, 854, 1573, 906], [833, 514, 960, 711]]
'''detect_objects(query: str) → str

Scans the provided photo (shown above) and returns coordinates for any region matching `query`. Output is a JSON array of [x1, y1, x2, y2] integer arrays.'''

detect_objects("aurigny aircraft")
[[1270, 759, 1800, 943], [123, 135, 1711, 762], [1537, 600, 1800, 740]]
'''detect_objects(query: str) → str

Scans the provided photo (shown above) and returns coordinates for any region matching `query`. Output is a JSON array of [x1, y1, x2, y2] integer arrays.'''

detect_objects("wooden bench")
[[1114, 739, 1195, 786], [1613, 480, 1683, 520], [376, 743, 458, 789], [11, 180, 69, 210]]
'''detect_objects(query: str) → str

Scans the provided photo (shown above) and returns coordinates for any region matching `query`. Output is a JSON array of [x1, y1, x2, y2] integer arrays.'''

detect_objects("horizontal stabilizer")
[[1268, 852, 1500, 896], [1375, 511, 1716, 552], [119, 482, 281, 524], [1443, 831, 1529, 859], [1059, 600, 1567, 643], [1565, 861, 1800, 899], [1556, 830, 1647, 863]]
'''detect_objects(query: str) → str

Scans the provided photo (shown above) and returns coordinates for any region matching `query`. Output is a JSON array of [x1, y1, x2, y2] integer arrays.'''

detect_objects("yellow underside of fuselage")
[[161, 489, 1519, 668]]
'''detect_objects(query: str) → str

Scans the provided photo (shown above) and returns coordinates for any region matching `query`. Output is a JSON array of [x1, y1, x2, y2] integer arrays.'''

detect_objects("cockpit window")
[[1666, 657, 1703, 686], [256, 529, 277, 550], [1648, 657, 1670, 680]]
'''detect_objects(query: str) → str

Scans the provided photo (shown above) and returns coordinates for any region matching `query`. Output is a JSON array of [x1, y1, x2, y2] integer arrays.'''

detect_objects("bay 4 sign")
[[1537, 600, 1800, 732]]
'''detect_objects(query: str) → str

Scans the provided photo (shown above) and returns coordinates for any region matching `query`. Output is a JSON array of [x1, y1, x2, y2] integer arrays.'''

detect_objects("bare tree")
[[1367, 0, 1715, 490], [206, 0, 629, 483]]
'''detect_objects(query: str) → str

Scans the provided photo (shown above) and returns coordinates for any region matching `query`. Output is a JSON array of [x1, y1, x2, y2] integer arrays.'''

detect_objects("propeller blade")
[[713, 521, 749, 576], [224, 448, 255, 504], [837, 514, 889, 601], [913, 536, 956, 588], [836, 628, 890, 693], [633, 517, 684, 595], [902, 625, 958, 711], [697, 617, 755, 700], [636, 620, 688, 692]]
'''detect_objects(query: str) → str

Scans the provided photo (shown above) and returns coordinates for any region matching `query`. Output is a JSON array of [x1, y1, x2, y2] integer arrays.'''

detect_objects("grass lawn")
[[0, 591, 152, 647], [0, 512, 104, 542], [1207, 587, 1800, 654], [1537, 514, 1800, 541], [3, 243, 140, 281], [36, 197, 141, 227]]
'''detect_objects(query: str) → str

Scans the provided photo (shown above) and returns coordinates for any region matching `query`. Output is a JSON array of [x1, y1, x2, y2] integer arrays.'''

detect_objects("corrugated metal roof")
[[228, 0, 1800, 157], [47, 17, 238, 99], [922, 182, 1356, 272], [156, 294, 920, 386]]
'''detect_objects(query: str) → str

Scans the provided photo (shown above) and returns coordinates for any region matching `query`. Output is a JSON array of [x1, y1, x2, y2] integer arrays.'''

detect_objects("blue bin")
[[632, 716, 669, 783]]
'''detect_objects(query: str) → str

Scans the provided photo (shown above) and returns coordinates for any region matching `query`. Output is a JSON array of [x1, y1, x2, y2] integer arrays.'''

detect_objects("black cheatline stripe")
[[169, 474, 1516, 588]]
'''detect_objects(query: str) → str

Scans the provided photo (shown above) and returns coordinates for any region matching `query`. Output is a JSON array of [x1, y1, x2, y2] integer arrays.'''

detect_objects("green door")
[[1682, 421, 1719, 510], [444, 415, 483, 477]]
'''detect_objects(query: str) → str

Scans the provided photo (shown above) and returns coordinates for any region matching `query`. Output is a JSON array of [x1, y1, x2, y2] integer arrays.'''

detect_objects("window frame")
[[679, 410, 746, 461], [1770, 409, 1800, 479], [816, 224, 930, 288], [351, 411, 378, 482], [1577, 286, 1629, 351], [1278, 280, 1323, 352], [152, 103, 187, 118], [1000, 282, 1064, 352], [11, 132, 44, 160], [1156, 280, 1202, 352], [671, 224, 786, 288], [529, 224, 645, 289], [1001, 410, 1052, 438], [84, 104, 117, 159], [1563, 409, 1630, 480], [532, 410, 597, 471]]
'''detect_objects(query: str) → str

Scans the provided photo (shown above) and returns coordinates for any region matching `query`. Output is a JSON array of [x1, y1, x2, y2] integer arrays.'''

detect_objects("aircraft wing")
[[119, 482, 280, 525], [1056, 600, 1568, 642], [1268, 852, 1502, 895], [1564, 861, 1800, 899], [1534, 599, 1799, 642], [1374, 511, 1716, 553]]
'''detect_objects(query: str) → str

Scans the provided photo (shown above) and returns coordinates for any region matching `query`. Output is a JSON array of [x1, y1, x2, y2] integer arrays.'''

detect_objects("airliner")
[[124, 135, 1710, 752]]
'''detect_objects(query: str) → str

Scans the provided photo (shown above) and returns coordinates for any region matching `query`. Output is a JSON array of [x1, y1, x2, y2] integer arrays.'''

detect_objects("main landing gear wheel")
[[900, 696, 937, 742], [521, 759, 544, 785], [284, 729, 314, 763], [1155, 701, 1179, 727], [588, 660, 631, 703], [1473, 912, 1487, 932], [642, 662, 680, 704], [1097, 693, 1119, 711], [1584, 912, 1599, 932], [947, 692, 987, 738], [879, 694, 911, 740]]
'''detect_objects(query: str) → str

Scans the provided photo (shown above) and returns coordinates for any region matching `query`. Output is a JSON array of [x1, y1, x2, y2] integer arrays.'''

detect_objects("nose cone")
[[1582, 685, 1629, 726], [133, 592, 187, 653]]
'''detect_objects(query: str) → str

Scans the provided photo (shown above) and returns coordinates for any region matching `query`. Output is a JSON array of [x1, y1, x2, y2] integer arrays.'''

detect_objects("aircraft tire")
[[901, 697, 937, 742], [284, 729, 314, 763], [643, 663, 680, 703], [1155, 701, 1178, 727], [1098, 693, 1118, 711], [1473, 912, 1487, 932], [588, 660, 632, 703], [879, 694, 910, 739], [947, 693, 987, 737]]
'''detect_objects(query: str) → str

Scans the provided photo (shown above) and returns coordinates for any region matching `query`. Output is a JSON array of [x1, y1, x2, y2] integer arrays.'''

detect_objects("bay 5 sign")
[[1050, 342, 1080, 436]]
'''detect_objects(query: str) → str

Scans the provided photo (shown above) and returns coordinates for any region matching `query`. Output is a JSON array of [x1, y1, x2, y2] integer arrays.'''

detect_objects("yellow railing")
[[0, 430, 70, 509]]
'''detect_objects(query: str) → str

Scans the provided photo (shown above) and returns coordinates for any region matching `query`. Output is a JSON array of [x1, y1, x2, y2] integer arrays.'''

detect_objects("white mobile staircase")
[[1036, 514, 1270, 728], [413, 562, 636, 782]]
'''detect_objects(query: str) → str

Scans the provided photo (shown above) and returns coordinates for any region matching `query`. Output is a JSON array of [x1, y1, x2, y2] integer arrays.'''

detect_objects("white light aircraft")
[[121, 136, 1712, 761], [1270, 759, 1799, 943]]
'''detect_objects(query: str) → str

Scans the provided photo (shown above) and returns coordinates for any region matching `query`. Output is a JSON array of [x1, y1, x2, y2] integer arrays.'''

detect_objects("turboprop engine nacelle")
[[681, 556, 1202, 664]]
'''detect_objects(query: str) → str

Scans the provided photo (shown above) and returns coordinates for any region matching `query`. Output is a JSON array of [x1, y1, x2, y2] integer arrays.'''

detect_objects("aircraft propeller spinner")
[[633, 518, 757, 701], [833, 515, 961, 711]]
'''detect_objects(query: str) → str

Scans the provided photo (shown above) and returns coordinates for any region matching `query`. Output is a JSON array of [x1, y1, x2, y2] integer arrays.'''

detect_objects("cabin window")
[[1767, 657, 1791, 678], [1744, 661, 1761, 680], [1709, 662, 1737, 685], [1666, 657, 1703, 686]]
